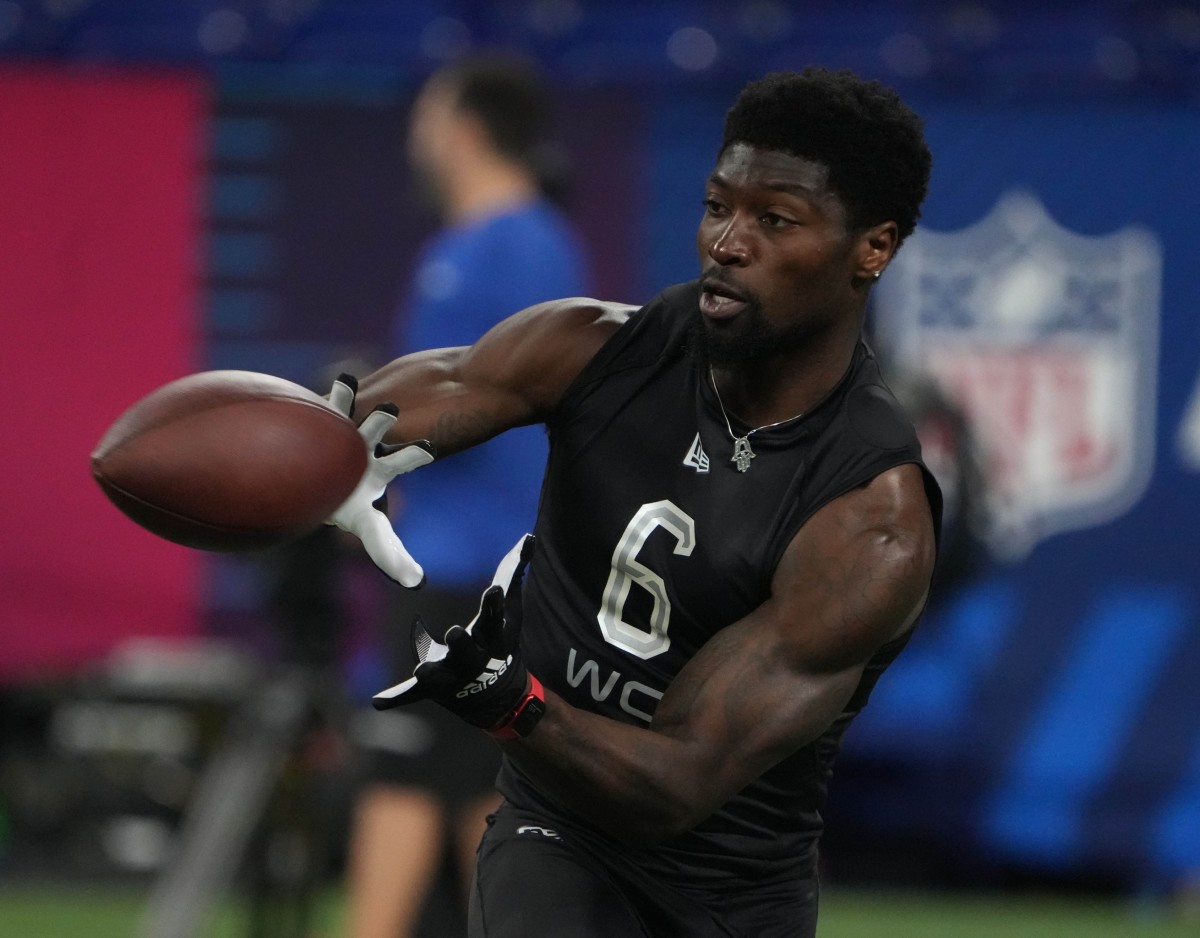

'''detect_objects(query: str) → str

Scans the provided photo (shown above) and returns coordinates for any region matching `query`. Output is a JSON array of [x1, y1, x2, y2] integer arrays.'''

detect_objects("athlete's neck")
[[712, 329, 862, 427]]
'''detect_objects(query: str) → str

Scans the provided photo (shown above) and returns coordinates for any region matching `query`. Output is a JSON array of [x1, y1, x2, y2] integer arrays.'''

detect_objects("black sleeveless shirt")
[[496, 281, 942, 885]]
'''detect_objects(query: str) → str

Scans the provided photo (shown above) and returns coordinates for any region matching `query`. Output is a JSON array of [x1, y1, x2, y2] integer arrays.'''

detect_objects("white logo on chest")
[[683, 432, 710, 473]]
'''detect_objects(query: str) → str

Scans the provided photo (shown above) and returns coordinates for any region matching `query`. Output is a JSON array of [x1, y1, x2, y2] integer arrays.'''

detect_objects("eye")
[[760, 211, 795, 229], [702, 197, 728, 216]]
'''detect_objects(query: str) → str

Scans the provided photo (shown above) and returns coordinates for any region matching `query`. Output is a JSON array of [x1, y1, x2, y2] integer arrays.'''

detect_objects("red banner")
[[0, 67, 208, 682]]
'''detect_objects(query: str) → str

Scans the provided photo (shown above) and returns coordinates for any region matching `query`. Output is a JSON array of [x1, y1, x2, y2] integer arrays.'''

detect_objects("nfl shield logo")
[[876, 191, 1162, 557]]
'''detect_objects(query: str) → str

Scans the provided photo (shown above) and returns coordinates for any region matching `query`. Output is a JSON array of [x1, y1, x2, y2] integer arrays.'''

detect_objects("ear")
[[855, 221, 898, 282]]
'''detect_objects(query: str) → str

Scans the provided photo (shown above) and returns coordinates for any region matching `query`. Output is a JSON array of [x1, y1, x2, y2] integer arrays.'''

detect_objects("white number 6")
[[597, 500, 696, 659]]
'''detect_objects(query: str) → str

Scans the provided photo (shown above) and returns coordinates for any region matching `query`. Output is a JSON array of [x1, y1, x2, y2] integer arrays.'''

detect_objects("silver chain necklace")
[[709, 367, 806, 472]]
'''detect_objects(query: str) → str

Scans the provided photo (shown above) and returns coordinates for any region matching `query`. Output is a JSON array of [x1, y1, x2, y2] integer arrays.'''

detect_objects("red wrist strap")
[[490, 673, 545, 740]]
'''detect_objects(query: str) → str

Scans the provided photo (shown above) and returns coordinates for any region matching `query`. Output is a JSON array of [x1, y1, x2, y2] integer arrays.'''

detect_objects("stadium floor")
[[0, 885, 1197, 937]]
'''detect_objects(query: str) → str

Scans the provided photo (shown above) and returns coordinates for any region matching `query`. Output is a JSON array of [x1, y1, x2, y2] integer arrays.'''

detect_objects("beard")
[[689, 296, 817, 368]]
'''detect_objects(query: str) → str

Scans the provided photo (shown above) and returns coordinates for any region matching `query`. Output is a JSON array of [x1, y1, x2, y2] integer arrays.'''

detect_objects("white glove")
[[326, 374, 434, 588]]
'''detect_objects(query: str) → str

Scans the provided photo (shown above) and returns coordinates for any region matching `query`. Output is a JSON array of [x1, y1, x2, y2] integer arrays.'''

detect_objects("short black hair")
[[443, 53, 550, 167], [721, 68, 932, 245]]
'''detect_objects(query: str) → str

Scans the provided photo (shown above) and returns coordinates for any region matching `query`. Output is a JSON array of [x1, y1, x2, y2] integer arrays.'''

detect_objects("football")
[[91, 370, 368, 552]]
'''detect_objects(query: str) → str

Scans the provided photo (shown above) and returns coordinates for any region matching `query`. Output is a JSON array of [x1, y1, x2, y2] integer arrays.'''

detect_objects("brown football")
[[91, 370, 367, 551]]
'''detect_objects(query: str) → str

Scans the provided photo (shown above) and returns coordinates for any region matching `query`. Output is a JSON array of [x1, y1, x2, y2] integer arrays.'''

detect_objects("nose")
[[707, 215, 749, 266]]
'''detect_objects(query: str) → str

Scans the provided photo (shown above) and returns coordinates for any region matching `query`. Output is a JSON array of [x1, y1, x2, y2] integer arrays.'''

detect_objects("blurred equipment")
[[136, 665, 322, 938], [0, 637, 343, 938], [90, 370, 366, 552]]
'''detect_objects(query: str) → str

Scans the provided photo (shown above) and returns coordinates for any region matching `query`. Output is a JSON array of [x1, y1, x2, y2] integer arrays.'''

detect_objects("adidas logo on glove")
[[457, 656, 512, 697]]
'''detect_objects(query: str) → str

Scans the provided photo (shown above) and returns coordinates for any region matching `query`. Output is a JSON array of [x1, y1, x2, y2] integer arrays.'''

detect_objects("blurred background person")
[[341, 52, 591, 938]]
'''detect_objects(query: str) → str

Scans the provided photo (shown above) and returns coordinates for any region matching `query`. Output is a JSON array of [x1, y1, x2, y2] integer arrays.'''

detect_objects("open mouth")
[[699, 279, 750, 320]]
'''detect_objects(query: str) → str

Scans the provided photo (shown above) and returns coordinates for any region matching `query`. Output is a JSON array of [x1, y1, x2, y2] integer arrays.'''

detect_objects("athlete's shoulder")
[[652, 279, 702, 308], [564, 281, 701, 367], [517, 296, 639, 343], [470, 297, 639, 417], [489, 282, 699, 419], [585, 280, 701, 351], [842, 348, 923, 454]]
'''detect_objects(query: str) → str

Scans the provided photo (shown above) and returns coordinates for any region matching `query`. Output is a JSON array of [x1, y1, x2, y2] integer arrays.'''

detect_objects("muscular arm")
[[351, 298, 634, 456], [501, 463, 937, 845]]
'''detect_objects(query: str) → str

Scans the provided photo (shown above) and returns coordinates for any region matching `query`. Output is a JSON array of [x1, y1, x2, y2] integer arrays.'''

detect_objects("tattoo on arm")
[[433, 407, 497, 451]]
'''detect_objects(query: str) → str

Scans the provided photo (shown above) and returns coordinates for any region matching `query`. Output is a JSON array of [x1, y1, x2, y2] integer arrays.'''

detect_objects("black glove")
[[373, 535, 546, 739]]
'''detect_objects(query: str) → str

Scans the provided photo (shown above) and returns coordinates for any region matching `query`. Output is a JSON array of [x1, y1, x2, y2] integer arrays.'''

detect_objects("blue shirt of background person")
[[391, 198, 590, 587]]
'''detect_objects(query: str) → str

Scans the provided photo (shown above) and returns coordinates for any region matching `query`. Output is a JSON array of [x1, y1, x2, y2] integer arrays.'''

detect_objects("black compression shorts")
[[469, 802, 819, 938]]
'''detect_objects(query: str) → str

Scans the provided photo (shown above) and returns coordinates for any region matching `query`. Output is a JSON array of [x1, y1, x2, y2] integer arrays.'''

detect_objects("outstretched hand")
[[326, 373, 434, 588], [373, 535, 544, 738]]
